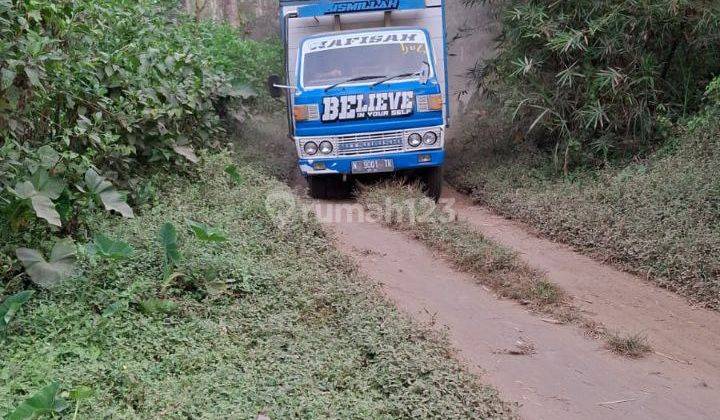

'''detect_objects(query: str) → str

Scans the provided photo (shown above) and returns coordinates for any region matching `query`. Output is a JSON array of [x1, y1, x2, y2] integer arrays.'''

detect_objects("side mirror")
[[267, 75, 283, 98]]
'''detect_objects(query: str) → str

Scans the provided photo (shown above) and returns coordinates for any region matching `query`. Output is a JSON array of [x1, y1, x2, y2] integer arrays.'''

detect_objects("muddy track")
[[280, 3, 720, 419]]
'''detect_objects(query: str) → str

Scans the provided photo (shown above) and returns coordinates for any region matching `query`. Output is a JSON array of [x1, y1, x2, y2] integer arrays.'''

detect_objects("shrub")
[[466, 0, 720, 171], [0, 0, 277, 248]]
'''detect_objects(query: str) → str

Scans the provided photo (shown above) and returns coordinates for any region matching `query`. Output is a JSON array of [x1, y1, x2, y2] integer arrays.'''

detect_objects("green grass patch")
[[1, 154, 513, 418], [358, 182, 571, 316]]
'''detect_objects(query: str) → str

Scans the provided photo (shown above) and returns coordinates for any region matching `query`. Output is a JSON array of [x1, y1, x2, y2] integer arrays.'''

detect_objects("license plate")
[[351, 159, 394, 174]]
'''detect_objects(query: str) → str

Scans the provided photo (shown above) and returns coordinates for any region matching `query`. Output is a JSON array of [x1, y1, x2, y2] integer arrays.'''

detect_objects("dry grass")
[[358, 181, 652, 358], [604, 332, 653, 358], [494, 339, 537, 356]]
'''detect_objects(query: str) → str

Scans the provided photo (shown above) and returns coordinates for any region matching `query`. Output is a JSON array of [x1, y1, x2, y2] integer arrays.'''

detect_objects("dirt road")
[[288, 3, 720, 419], [306, 200, 719, 419]]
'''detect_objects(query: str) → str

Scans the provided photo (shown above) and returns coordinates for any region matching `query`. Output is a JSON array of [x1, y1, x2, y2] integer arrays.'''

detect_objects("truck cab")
[[272, 0, 449, 199]]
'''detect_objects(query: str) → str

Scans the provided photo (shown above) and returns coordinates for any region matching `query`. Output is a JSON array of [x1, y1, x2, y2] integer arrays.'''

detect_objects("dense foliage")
[[0, 0, 278, 250], [467, 0, 720, 172]]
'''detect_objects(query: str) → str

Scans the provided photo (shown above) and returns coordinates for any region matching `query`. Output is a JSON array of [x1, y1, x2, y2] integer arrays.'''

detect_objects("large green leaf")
[[224, 165, 244, 185], [159, 222, 182, 267], [1, 68, 16, 89], [84, 169, 134, 219], [36, 145, 60, 169], [24, 66, 42, 87], [7, 382, 65, 420], [16, 238, 77, 289], [172, 145, 199, 163], [31, 170, 64, 200], [187, 220, 227, 242], [87, 233, 133, 260], [0, 290, 33, 338], [12, 181, 61, 227]]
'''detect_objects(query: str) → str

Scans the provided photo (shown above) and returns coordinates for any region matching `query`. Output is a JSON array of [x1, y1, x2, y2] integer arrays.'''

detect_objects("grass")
[[0, 154, 515, 418], [357, 181, 650, 357], [358, 181, 572, 317], [446, 108, 720, 311], [604, 332, 652, 359]]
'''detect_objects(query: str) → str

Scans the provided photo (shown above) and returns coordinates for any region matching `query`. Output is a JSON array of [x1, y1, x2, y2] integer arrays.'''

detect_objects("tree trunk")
[[223, 0, 239, 27]]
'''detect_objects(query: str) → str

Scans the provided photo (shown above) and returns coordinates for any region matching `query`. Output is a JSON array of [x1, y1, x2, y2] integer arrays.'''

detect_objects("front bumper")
[[299, 149, 445, 175]]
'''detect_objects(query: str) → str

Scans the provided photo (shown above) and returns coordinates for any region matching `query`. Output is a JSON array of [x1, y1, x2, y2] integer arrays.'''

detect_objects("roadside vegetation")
[[1, 155, 515, 418], [1, 1, 515, 417], [357, 182, 652, 358], [450, 0, 720, 309]]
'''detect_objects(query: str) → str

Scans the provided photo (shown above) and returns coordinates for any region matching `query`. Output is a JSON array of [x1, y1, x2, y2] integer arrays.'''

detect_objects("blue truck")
[[269, 0, 449, 200]]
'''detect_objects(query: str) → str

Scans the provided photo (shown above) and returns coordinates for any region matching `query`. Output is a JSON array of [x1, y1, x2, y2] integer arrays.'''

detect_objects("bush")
[[467, 0, 720, 171], [0, 0, 277, 247]]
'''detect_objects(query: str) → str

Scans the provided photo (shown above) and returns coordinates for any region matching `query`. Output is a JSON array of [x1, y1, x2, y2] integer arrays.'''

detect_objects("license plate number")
[[351, 159, 394, 174]]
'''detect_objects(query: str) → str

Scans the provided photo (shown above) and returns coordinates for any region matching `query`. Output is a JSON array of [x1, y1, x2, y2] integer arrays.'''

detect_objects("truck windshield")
[[301, 30, 432, 89]]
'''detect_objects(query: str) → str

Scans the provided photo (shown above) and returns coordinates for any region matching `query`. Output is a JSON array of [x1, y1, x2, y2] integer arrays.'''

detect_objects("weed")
[[494, 339, 536, 356], [6, 382, 65, 420], [0, 291, 33, 339], [604, 332, 652, 358]]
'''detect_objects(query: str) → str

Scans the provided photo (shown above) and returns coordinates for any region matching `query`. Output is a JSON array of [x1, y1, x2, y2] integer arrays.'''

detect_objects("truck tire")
[[421, 166, 443, 202], [307, 175, 351, 200]]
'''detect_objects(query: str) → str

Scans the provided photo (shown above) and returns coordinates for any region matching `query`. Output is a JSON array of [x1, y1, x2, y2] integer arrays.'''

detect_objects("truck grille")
[[336, 131, 404, 156]]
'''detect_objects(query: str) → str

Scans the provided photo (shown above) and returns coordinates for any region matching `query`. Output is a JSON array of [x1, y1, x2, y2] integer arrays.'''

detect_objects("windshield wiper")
[[371, 72, 420, 88], [325, 75, 385, 92], [372, 62, 431, 88]]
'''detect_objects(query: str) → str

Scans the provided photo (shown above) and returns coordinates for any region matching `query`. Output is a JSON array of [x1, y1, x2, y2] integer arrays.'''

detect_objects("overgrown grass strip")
[[357, 181, 651, 358]]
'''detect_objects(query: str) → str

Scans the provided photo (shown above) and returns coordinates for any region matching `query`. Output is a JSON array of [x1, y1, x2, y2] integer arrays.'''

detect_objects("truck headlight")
[[408, 133, 422, 147], [304, 141, 318, 155], [319, 141, 334, 155], [423, 131, 438, 145]]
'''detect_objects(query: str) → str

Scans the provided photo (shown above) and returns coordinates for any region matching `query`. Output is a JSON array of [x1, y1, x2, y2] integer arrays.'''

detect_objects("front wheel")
[[420, 166, 443, 202]]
